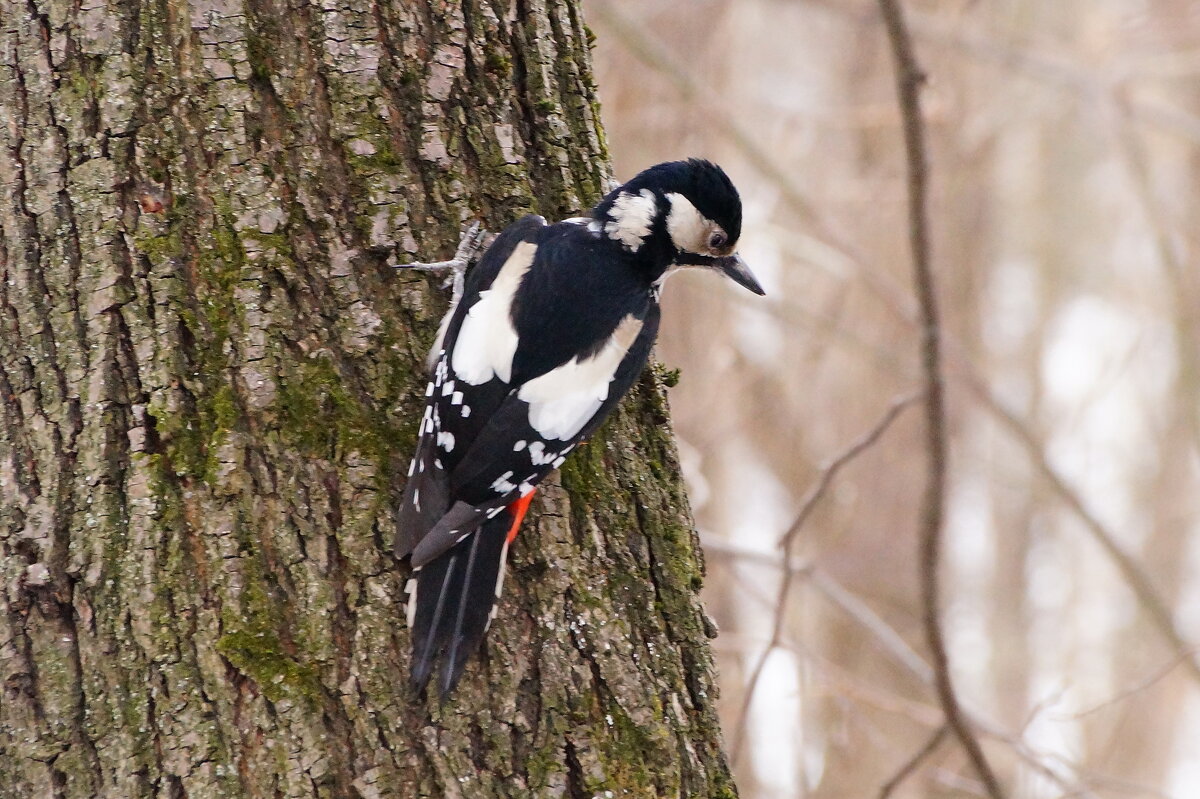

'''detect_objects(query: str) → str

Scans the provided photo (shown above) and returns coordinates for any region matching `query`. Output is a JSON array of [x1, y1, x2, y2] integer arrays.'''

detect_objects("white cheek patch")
[[517, 314, 643, 440], [664, 192, 712, 254], [604, 189, 657, 251], [452, 241, 537, 385]]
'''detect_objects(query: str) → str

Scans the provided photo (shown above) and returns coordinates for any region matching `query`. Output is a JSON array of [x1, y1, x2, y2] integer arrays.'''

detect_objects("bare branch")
[[728, 392, 920, 766], [962, 374, 1200, 686], [589, 3, 917, 326], [1069, 648, 1200, 720], [878, 725, 948, 799], [703, 540, 1101, 797], [780, 391, 922, 548], [876, 1, 1005, 796], [804, 0, 1200, 146]]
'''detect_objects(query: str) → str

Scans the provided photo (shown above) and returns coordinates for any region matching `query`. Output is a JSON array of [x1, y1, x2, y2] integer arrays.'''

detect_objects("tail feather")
[[409, 549, 460, 692], [407, 512, 511, 698]]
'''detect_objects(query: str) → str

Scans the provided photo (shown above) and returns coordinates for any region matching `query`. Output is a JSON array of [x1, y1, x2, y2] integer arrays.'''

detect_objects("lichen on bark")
[[0, 0, 736, 796]]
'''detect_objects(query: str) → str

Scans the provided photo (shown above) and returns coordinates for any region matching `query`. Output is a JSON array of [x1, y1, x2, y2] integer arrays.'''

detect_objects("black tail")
[[406, 510, 512, 699]]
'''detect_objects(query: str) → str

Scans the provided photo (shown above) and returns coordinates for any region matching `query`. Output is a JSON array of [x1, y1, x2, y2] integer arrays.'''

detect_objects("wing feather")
[[398, 216, 662, 694], [396, 216, 546, 558], [408, 306, 660, 568]]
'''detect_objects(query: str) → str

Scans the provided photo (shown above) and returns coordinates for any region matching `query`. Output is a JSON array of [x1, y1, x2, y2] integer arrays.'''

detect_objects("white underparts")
[[452, 241, 537, 385], [604, 189, 657, 251], [653, 263, 686, 289], [518, 314, 644, 440], [664, 192, 714, 254]]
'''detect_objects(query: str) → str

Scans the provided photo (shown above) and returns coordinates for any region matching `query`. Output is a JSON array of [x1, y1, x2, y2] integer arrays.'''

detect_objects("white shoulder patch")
[[605, 189, 657, 251], [517, 314, 644, 440], [451, 241, 537, 385], [664, 192, 710, 254]]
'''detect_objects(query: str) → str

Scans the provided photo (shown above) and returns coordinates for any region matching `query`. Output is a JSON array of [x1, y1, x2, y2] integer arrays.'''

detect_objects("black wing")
[[408, 303, 660, 567], [398, 217, 661, 697], [395, 215, 547, 558]]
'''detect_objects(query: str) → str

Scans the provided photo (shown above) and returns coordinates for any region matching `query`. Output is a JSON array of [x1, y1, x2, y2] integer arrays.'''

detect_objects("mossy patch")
[[273, 353, 411, 482], [216, 529, 322, 705], [215, 629, 321, 704]]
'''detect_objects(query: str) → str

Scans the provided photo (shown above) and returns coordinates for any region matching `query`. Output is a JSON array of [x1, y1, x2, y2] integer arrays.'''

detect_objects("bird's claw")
[[393, 221, 488, 275], [393, 221, 491, 301]]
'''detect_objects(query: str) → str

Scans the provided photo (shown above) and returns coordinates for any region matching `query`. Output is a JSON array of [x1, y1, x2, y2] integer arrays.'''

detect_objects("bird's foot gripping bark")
[[393, 221, 490, 304]]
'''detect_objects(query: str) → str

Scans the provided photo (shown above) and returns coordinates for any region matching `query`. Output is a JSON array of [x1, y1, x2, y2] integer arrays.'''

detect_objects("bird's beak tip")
[[718, 254, 766, 296]]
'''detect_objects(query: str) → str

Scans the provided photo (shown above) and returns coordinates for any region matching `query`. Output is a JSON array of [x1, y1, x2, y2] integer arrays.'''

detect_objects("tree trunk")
[[0, 1, 737, 796]]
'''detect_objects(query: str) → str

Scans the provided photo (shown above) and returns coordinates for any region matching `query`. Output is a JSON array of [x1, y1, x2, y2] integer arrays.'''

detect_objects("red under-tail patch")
[[505, 492, 535, 543]]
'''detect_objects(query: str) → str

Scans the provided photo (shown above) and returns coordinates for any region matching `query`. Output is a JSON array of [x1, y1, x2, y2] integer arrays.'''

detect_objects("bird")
[[395, 159, 763, 699]]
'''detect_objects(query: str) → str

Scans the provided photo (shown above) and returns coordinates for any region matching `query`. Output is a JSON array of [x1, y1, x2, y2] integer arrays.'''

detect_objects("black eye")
[[709, 231, 727, 249]]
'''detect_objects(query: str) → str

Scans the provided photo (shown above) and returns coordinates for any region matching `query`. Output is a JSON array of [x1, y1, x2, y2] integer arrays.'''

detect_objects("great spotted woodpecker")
[[396, 159, 763, 698]]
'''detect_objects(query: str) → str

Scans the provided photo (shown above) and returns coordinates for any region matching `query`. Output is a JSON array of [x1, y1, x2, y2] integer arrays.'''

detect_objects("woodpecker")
[[396, 159, 763, 698]]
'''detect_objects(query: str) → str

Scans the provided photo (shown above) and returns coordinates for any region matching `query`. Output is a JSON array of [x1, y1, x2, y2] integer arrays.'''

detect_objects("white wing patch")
[[452, 241, 537, 385], [517, 314, 644, 440], [664, 191, 712, 254], [605, 189, 657, 251]]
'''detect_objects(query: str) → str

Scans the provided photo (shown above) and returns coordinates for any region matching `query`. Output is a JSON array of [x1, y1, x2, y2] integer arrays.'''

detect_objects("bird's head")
[[591, 159, 764, 295]]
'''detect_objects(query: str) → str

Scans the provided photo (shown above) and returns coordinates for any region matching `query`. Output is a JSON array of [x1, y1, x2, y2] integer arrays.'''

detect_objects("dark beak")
[[715, 254, 765, 296]]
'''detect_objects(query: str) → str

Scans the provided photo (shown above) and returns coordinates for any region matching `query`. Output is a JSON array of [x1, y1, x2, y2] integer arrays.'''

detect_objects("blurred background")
[[584, 1, 1200, 797]]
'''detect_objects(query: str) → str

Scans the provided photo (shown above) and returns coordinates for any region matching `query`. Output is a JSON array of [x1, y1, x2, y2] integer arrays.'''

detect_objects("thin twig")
[[780, 391, 922, 548], [1107, 96, 1200, 458], [962, 373, 1200, 685], [879, 725, 948, 799], [803, 0, 1200, 146], [1069, 648, 1200, 720], [703, 538, 934, 684], [876, 1, 1005, 796], [703, 540, 1101, 798], [728, 392, 920, 766]]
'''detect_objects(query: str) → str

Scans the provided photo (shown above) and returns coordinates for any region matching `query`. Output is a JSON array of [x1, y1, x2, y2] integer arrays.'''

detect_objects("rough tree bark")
[[0, 1, 737, 796]]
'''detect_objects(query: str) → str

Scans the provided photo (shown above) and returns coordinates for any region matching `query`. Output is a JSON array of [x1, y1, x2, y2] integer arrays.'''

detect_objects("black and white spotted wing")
[[395, 215, 548, 560], [396, 216, 660, 568]]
